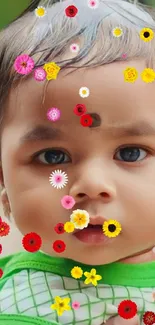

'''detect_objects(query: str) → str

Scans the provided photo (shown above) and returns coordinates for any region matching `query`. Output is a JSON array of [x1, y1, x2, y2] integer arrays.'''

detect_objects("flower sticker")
[[102, 220, 122, 238], [70, 43, 80, 53], [72, 301, 80, 310], [51, 296, 71, 316], [141, 68, 155, 83], [0, 269, 3, 278], [47, 107, 61, 122], [54, 223, 65, 234], [65, 5, 78, 18], [118, 300, 137, 319], [143, 311, 155, 325], [0, 222, 10, 237], [123, 67, 138, 83], [70, 209, 90, 229], [73, 104, 87, 116], [14, 54, 34, 75], [43, 62, 60, 80], [87, 0, 99, 9], [64, 221, 75, 233], [79, 87, 90, 98], [71, 266, 83, 279], [49, 170, 68, 189], [84, 268, 102, 286], [80, 114, 93, 127], [35, 6, 46, 17], [22, 232, 42, 252], [34, 67, 46, 81], [53, 240, 66, 253], [140, 28, 154, 42], [61, 195, 75, 209], [112, 27, 123, 37], [122, 53, 127, 59]]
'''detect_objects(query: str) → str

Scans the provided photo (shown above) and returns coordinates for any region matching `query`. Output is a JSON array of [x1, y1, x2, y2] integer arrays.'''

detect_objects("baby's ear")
[[0, 163, 4, 188], [106, 315, 140, 325]]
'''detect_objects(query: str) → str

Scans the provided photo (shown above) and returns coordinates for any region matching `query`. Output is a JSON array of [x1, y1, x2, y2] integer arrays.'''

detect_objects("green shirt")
[[0, 250, 155, 325]]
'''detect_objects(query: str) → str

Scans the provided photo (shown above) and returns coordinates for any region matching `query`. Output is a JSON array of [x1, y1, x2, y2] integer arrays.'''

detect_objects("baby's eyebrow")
[[19, 120, 155, 145], [102, 120, 155, 138], [19, 125, 65, 145]]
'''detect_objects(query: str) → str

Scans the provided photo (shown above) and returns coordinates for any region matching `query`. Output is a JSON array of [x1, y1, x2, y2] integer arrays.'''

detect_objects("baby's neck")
[[119, 247, 155, 264]]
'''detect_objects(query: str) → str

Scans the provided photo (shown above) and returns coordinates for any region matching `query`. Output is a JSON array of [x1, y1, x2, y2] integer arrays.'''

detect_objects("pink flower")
[[72, 301, 80, 310], [34, 67, 46, 81], [14, 54, 34, 75], [47, 107, 61, 122], [61, 195, 75, 209], [122, 53, 127, 59], [88, 0, 99, 9]]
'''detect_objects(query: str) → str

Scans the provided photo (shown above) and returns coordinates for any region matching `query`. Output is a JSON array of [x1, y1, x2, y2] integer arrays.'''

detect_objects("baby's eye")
[[34, 149, 71, 165], [114, 146, 148, 162]]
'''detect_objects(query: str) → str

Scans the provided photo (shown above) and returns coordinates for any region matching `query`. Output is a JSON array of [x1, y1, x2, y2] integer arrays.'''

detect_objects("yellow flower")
[[140, 28, 154, 42], [64, 221, 75, 233], [112, 27, 123, 37], [43, 62, 60, 80], [70, 209, 90, 229], [71, 266, 83, 279], [35, 6, 46, 17], [123, 67, 138, 83], [84, 268, 102, 286], [102, 219, 122, 238], [141, 68, 155, 83], [50, 296, 71, 316]]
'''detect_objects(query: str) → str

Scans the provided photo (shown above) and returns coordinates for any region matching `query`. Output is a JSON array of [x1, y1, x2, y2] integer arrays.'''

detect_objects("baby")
[[0, 0, 155, 324]]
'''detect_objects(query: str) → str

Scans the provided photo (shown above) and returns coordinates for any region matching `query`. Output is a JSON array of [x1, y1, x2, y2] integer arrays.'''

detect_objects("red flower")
[[65, 5, 78, 17], [0, 269, 3, 278], [0, 217, 2, 224], [80, 114, 93, 127], [0, 222, 10, 237], [0, 244, 2, 254], [54, 223, 65, 234], [118, 300, 137, 319], [53, 240, 66, 253], [73, 104, 87, 116], [143, 311, 155, 325], [22, 232, 42, 252]]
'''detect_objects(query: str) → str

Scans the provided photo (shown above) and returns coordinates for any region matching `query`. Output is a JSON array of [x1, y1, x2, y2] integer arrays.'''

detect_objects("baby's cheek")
[[11, 186, 68, 237]]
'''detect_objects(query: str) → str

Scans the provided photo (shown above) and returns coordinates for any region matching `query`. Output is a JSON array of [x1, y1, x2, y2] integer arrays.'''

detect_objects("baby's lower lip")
[[73, 227, 112, 244]]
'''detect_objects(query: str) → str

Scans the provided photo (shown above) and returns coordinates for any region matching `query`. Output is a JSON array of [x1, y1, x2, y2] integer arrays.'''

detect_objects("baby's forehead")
[[5, 58, 155, 136]]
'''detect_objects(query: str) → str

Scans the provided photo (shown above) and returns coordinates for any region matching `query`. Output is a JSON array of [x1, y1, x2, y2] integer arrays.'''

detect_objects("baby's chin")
[[118, 247, 155, 264], [68, 247, 155, 266]]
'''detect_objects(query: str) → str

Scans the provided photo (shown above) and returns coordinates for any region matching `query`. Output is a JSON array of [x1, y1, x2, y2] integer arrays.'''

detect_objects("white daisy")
[[49, 170, 68, 189], [70, 43, 80, 53], [70, 209, 90, 229], [79, 87, 90, 98], [87, 0, 100, 9], [112, 27, 123, 38], [35, 6, 47, 18]]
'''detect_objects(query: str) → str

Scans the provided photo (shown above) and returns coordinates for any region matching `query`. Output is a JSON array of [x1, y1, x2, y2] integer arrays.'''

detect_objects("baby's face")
[[1, 59, 155, 265]]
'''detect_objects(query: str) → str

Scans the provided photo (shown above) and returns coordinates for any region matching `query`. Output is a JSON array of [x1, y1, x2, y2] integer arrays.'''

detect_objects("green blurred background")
[[0, 0, 154, 31]]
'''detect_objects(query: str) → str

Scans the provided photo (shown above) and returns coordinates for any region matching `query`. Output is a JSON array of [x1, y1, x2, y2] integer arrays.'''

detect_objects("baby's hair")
[[0, 0, 155, 130]]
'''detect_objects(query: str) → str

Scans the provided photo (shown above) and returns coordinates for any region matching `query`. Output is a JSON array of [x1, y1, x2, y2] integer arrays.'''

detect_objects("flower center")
[[59, 302, 64, 307], [21, 62, 27, 67], [29, 239, 35, 245], [108, 224, 116, 232], [143, 31, 150, 38]]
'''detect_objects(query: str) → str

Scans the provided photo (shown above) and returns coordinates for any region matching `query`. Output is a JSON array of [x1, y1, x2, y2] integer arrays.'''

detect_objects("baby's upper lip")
[[73, 216, 107, 234]]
